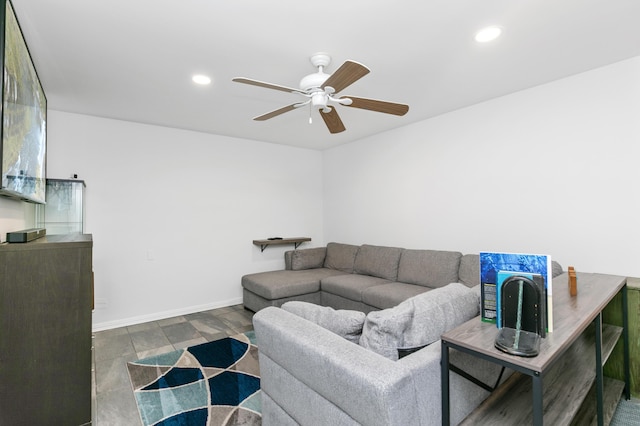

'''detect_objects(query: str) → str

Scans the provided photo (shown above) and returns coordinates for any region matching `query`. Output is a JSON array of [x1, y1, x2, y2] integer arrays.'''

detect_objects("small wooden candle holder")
[[568, 266, 577, 296]]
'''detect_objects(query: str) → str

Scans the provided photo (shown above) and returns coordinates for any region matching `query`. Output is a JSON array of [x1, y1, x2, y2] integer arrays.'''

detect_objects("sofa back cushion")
[[359, 283, 479, 360], [353, 244, 403, 281], [323, 242, 360, 273], [458, 254, 480, 287], [291, 247, 327, 271], [397, 249, 462, 288]]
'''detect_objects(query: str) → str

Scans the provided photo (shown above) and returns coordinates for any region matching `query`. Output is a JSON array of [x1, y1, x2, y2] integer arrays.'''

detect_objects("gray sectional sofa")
[[242, 242, 488, 313], [245, 242, 563, 425]]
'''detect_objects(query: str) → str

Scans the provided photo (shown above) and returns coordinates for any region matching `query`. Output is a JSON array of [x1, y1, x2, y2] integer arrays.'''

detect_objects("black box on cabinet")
[[6, 227, 46, 243]]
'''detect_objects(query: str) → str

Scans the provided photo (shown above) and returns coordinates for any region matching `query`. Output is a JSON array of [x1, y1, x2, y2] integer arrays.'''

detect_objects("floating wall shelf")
[[253, 237, 311, 252]]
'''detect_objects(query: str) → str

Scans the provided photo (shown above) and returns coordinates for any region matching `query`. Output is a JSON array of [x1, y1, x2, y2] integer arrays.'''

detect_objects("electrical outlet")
[[95, 298, 108, 310]]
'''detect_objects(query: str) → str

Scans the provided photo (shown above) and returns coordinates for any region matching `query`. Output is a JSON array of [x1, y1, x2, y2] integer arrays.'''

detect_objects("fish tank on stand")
[[35, 178, 85, 235]]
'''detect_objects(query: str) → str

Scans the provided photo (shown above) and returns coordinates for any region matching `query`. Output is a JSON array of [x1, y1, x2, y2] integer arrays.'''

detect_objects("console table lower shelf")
[[458, 323, 624, 425]]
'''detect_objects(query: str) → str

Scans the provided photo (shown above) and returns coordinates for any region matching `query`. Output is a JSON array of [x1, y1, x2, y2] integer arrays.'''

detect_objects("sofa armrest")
[[254, 307, 426, 426]]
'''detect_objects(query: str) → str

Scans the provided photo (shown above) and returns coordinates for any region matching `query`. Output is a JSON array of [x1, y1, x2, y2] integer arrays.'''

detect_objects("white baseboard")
[[91, 296, 244, 332]]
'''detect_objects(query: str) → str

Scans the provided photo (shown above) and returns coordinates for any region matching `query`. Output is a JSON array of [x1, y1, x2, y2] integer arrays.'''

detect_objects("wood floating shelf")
[[253, 237, 311, 252]]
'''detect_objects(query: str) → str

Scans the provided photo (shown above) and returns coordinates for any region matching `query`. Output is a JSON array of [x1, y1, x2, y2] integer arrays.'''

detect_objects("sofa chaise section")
[[242, 243, 360, 312], [242, 268, 349, 312]]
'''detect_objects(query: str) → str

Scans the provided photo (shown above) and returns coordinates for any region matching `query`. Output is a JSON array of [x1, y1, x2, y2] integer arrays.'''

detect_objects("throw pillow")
[[359, 283, 479, 360], [291, 247, 326, 270], [281, 301, 366, 344]]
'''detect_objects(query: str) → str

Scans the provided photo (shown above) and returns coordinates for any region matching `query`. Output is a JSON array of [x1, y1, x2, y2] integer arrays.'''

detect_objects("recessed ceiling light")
[[192, 74, 212, 85], [475, 26, 502, 43]]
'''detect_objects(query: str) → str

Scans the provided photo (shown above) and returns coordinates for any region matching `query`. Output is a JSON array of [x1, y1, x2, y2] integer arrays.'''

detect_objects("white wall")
[[0, 198, 36, 238], [324, 56, 640, 277], [7, 56, 639, 330], [47, 111, 324, 330]]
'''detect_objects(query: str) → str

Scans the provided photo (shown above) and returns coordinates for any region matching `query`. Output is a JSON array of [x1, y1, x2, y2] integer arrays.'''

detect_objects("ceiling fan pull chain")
[[309, 102, 313, 124]]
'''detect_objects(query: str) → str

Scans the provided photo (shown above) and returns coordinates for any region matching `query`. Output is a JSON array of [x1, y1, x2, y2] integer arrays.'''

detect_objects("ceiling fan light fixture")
[[475, 26, 502, 43], [311, 92, 328, 108]]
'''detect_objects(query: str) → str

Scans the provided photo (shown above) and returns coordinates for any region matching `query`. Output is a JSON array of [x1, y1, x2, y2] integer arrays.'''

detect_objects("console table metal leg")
[[595, 312, 604, 426], [441, 342, 450, 426], [622, 284, 631, 400], [532, 373, 543, 426]]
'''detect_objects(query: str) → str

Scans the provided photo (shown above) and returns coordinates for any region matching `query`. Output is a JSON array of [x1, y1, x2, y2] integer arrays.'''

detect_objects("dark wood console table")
[[441, 272, 630, 425], [253, 237, 311, 252]]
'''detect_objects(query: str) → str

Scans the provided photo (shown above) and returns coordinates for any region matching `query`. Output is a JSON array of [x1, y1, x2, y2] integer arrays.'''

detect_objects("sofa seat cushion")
[[242, 269, 348, 300], [321, 274, 392, 302], [362, 283, 431, 310], [353, 244, 403, 281], [281, 301, 366, 344], [397, 249, 462, 288], [359, 283, 479, 360]]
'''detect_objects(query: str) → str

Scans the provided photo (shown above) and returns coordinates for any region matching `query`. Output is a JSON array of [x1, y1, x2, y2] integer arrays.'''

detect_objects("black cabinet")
[[0, 234, 93, 425]]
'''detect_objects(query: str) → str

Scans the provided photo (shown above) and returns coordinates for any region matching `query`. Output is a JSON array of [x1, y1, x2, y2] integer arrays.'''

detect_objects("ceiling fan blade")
[[233, 77, 306, 94], [253, 104, 299, 121], [341, 96, 409, 116], [319, 107, 346, 134], [321, 61, 370, 93]]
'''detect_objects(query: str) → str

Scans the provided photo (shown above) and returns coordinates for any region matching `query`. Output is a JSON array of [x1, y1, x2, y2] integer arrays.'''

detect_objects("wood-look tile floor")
[[91, 304, 639, 426], [92, 304, 254, 426]]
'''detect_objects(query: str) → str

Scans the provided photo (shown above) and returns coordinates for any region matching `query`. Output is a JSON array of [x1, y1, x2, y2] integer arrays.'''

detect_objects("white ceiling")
[[12, 0, 640, 150]]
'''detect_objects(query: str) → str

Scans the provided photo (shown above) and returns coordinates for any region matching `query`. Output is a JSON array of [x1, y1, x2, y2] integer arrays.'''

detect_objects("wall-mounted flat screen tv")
[[0, 0, 46, 204]]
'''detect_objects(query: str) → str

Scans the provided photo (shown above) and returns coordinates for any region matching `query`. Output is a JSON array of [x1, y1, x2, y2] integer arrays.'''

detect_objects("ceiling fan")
[[232, 53, 409, 134]]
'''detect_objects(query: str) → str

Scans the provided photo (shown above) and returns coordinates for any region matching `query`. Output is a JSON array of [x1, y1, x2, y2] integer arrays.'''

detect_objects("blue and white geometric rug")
[[127, 331, 261, 426]]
